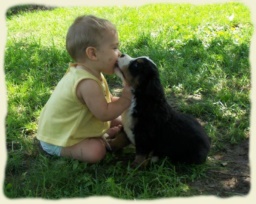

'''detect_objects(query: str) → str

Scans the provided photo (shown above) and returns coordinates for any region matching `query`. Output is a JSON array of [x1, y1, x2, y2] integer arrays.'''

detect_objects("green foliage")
[[4, 2, 252, 199]]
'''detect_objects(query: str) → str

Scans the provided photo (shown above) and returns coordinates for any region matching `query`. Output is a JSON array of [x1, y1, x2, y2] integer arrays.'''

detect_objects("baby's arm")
[[77, 79, 132, 122]]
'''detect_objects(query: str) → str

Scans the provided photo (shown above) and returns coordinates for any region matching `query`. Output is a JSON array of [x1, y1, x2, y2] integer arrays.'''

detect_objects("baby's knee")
[[88, 139, 106, 163]]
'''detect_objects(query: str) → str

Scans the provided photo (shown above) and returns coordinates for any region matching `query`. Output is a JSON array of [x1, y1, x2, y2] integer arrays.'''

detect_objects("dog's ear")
[[135, 58, 165, 97], [142, 72, 164, 98]]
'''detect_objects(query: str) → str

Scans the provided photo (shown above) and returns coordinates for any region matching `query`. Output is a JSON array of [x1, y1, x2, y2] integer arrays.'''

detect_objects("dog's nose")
[[120, 54, 125, 58]]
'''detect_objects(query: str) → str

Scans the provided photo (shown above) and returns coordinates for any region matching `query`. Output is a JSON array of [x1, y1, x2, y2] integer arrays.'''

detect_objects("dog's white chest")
[[122, 98, 136, 145]]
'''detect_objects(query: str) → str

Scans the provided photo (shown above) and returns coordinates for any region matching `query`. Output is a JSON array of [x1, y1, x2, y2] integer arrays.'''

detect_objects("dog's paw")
[[131, 155, 149, 169], [151, 156, 159, 163]]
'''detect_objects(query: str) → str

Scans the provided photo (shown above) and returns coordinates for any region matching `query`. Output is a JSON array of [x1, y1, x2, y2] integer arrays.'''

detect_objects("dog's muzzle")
[[117, 54, 134, 69]]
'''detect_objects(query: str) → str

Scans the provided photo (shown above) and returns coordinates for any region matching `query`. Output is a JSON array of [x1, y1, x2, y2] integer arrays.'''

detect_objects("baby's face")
[[96, 30, 121, 75]]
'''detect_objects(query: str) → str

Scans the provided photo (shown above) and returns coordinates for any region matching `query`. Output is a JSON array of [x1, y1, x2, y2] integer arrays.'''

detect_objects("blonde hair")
[[66, 15, 117, 62]]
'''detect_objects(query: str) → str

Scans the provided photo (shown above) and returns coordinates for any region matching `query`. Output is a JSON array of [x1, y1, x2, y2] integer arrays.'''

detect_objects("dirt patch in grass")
[[189, 138, 250, 197], [161, 95, 250, 196]]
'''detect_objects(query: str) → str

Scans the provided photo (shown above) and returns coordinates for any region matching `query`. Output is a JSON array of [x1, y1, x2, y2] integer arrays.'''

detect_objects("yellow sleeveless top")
[[37, 65, 111, 147]]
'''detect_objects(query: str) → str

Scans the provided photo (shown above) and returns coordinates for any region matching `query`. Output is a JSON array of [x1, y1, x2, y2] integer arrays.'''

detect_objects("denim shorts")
[[40, 141, 62, 156]]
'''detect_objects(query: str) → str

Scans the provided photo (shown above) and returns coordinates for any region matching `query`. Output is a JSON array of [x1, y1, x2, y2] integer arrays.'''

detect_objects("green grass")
[[4, 3, 252, 199]]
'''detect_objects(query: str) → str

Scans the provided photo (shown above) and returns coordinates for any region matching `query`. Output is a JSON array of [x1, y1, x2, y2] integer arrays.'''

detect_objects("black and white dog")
[[115, 54, 211, 167]]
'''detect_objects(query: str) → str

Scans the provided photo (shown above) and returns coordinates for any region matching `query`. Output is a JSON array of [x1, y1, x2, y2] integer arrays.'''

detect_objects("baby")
[[37, 15, 131, 163]]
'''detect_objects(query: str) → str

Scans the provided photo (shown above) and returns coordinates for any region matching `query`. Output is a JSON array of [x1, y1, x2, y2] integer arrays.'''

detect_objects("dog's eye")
[[131, 61, 138, 68]]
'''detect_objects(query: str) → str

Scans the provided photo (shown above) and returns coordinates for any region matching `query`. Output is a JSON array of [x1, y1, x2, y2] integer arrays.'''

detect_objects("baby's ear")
[[85, 47, 97, 60]]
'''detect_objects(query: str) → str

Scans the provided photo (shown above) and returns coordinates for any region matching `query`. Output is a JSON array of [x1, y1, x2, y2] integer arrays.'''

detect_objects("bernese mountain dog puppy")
[[115, 54, 211, 167]]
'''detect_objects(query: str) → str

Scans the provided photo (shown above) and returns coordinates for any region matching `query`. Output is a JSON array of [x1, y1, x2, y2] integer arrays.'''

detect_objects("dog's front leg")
[[131, 136, 153, 168]]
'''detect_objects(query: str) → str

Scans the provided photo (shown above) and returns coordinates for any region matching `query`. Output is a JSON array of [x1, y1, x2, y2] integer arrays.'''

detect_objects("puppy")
[[115, 54, 211, 167]]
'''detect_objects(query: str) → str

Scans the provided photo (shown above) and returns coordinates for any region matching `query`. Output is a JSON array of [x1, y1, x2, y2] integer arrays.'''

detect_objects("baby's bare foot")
[[106, 125, 122, 138], [106, 130, 130, 152]]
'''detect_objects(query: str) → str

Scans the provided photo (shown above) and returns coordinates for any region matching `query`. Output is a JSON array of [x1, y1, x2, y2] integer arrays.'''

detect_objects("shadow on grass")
[[5, 40, 70, 143], [6, 5, 56, 18]]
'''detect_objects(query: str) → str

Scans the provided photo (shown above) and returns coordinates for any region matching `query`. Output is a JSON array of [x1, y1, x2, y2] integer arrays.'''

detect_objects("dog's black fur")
[[117, 55, 211, 165]]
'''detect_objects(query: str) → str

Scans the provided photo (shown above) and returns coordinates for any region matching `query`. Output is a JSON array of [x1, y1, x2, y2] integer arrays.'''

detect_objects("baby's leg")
[[60, 138, 106, 163]]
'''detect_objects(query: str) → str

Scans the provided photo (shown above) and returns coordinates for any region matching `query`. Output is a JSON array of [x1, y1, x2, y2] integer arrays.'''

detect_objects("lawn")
[[3, 3, 252, 199]]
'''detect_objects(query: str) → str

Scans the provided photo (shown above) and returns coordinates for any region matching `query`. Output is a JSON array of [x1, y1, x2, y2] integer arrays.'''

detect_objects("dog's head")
[[115, 54, 160, 94]]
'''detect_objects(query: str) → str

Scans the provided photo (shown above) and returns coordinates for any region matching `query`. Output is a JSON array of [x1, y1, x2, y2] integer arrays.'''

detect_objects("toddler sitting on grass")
[[37, 15, 131, 163]]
